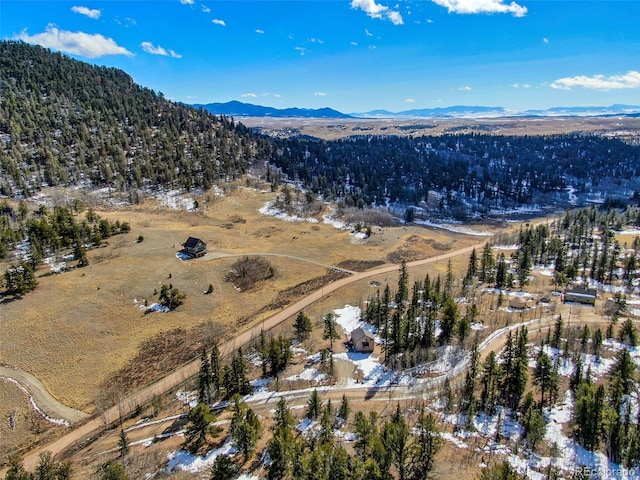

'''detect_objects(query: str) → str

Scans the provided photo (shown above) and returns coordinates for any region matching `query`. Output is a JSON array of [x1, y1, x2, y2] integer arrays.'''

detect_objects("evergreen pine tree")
[[118, 429, 129, 458], [198, 347, 212, 404], [323, 312, 340, 351], [210, 455, 237, 480], [337, 393, 350, 425], [294, 311, 313, 340], [306, 389, 321, 420], [210, 343, 222, 400], [439, 295, 458, 346], [409, 406, 441, 480]]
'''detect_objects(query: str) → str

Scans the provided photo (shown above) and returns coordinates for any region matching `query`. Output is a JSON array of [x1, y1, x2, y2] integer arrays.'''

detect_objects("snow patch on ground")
[[471, 322, 488, 331], [285, 368, 329, 383], [139, 302, 170, 313], [155, 189, 201, 211], [494, 244, 519, 250], [259, 202, 319, 223], [176, 389, 199, 409], [440, 431, 469, 449], [490, 205, 543, 216], [332, 305, 379, 341], [414, 219, 493, 236], [615, 227, 640, 235], [333, 351, 389, 385], [166, 440, 235, 473], [322, 214, 350, 230], [0, 377, 70, 427]]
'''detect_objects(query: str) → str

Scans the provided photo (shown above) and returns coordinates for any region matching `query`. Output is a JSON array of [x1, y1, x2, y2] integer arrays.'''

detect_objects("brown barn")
[[350, 327, 375, 353], [182, 236, 207, 258]]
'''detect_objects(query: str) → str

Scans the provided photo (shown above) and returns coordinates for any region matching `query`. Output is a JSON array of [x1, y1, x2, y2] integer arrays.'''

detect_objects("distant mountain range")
[[192, 100, 352, 118], [193, 101, 640, 119]]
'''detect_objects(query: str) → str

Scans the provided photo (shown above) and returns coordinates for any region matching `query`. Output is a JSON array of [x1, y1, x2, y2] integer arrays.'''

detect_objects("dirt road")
[[15, 242, 487, 471], [0, 367, 90, 425]]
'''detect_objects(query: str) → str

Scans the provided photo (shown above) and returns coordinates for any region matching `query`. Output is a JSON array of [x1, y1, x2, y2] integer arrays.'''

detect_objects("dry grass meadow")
[[0, 381, 67, 462], [239, 116, 640, 140], [0, 182, 505, 421]]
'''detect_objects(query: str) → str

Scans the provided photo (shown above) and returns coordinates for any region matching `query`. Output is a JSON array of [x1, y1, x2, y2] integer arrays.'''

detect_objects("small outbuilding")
[[509, 296, 535, 309], [182, 236, 207, 258], [564, 287, 597, 305], [349, 327, 375, 354]]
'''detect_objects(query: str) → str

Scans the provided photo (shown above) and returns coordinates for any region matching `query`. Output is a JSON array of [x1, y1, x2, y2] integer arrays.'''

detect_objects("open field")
[[239, 116, 640, 140], [0, 181, 504, 453]]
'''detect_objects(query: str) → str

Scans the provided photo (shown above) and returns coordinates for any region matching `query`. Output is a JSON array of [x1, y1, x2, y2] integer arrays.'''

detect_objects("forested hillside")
[[268, 134, 640, 218], [2, 40, 640, 220], [0, 41, 271, 197]]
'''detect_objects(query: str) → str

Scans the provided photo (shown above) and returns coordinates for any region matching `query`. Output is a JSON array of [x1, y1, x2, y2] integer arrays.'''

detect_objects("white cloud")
[[351, 41, 358, 46], [351, 0, 404, 25], [115, 17, 137, 27], [180, 0, 195, 4], [255, 29, 264, 34], [295, 46, 306, 56], [543, 37, 549, 44], [212, 19, 226, 26], [550, 71, 640, 91], [512, 83, 532, 89], [16, 25, 133, 58], [201, 4, 211, 13], [431, 0, 527, 17], [141, 41, 181, 58], [405, 98, 416, 103], [314, 91, 327, 96], [387, 11, 404, 24], [365, 29, 373, 37], [309, 37, 324, 44], [71, 6, 101, 19], [458, 86, 472, 91], [241, 93, 257, 98]]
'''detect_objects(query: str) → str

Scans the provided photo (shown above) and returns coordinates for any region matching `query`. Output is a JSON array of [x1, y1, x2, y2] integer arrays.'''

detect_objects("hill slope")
[[0, 41, 271, 197]]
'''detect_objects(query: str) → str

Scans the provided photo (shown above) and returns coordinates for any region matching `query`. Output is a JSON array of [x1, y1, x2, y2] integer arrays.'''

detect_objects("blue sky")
[[3, 0, 640, 113]]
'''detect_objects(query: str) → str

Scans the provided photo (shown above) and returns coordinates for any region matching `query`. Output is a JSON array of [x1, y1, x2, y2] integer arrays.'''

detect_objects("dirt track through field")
[[0, 367, 90, 425], [10, 241, 488, 471]]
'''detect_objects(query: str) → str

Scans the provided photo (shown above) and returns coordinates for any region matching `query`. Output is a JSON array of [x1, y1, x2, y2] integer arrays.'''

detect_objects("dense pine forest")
[[2, 41, 640, 220], [267, 134, 640, 217], [0, 41, 272, 197]]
